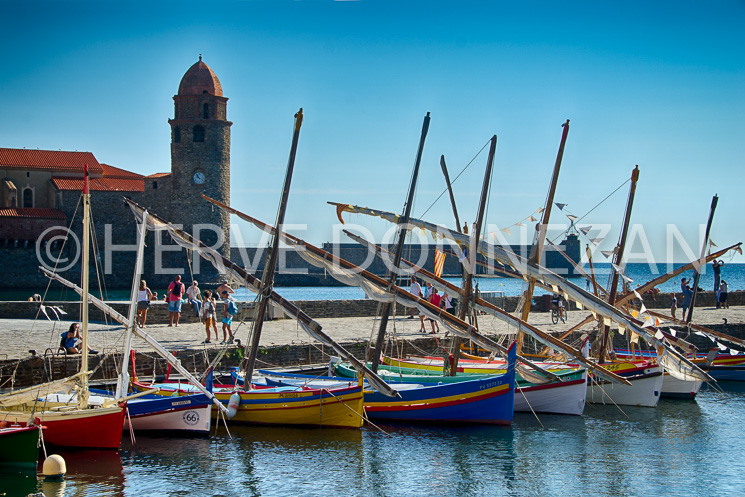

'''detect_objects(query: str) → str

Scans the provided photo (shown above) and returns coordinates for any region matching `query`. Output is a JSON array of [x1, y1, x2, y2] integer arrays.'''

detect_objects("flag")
[[434, 249, 445, 278], [555, 203, 567, 210], [566, 214, 578, 222], [579, 226, 592, 235]]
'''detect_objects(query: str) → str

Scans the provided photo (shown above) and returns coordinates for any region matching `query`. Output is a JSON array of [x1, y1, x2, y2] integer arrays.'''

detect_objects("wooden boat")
[[361, 343, 516, 425], [0, 166, 126, 449], [335, 362, 587, 416], [0, 423, 42, 468], [587, 363, 664, 408], [615, 347, 745, 382], [132, 379, 366, 428]]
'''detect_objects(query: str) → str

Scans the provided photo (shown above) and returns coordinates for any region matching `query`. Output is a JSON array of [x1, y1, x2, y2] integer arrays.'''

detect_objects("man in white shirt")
[[409, 276, 422, 319], [186, 281, 202, 317]]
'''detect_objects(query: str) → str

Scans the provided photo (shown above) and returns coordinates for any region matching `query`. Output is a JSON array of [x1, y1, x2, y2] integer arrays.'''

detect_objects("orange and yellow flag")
[[434, 249, 445, 278]]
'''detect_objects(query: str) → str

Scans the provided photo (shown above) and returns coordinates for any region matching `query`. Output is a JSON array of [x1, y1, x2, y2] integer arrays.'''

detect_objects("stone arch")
[[22, 187, 33, 208]]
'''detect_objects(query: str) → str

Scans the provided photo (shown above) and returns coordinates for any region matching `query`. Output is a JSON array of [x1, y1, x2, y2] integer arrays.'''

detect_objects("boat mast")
[[686, 194, 719, 325], [80, 164, 91, 409], [449, 135, 497, 375], [439, 155, 462, 233], [517, 120, 569, 354], [242, 109, 304, 391], [599, 165, 639, 363], [368, 112, 430, 372], [116, 210, 148, 400]]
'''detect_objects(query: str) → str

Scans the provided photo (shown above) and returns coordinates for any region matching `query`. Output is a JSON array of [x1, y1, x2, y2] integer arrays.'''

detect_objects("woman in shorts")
[[137, 280, 153, 328]]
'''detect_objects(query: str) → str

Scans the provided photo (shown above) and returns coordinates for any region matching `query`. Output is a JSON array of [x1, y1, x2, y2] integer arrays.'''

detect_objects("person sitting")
[[60, 323, 98, 355], [186, 281, 202, 317]]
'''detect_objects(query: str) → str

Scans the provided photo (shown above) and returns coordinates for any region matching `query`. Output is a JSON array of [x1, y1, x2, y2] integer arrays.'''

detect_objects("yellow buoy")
[[42, 454, 67, 479]]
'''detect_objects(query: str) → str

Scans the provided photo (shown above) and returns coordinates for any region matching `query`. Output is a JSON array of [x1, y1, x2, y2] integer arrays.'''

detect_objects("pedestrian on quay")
[[221, 290, 236, 344], [186, 281, 202, 317], [167, 275, 185, 327], [670, 294, 677, 320], [137, 280, 154, 328], [201, 290, 217, 343], [681, 284, 693, 316], [427, 288, 441, 334], [719, 280, 729, 309], [60, 323, 97, 355], [409, 276, 422, 319], [442, 292, 454, 315], [713, 260, 724, 293], [681, 277, 689, 293], [216, 280, 234, 300]]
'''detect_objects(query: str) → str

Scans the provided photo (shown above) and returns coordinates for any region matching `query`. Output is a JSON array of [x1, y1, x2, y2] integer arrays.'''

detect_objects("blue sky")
[[2, 0, 744, 263]]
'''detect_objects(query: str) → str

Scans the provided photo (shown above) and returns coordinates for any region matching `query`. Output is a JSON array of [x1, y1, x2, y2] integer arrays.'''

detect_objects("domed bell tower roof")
[[178, 55, 223, 96]]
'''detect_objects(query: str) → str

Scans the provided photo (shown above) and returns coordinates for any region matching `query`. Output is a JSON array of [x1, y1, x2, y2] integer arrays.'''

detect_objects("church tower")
[[169, 56, 232, 280]]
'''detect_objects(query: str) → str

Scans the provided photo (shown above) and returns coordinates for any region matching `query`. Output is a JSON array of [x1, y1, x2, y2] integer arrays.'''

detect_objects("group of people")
[[136, 275, 238, 345], [408, 277, 454, 334], [671, 261, 730, 319]]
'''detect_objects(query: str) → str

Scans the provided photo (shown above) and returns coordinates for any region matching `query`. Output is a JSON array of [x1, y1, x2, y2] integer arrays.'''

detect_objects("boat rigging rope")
[[419, 137, 492, 221]]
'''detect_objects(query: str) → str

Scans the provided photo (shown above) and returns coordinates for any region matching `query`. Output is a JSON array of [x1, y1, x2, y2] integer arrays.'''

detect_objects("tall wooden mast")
[[686, 194, 719, 324], [449, 135, 497, 375], [242, 109, 304, 390], [368, 113, 431, 372], [599, 165, 640, 363], [517, 120, 569, 354]]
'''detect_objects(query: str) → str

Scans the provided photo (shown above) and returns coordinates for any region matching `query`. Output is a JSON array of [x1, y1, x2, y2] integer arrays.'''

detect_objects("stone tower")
[[169, 56, 232, 281]]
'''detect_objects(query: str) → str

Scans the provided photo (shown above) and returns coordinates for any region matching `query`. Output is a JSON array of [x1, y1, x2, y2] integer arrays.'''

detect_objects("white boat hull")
[[661, 373, 703, 399], [587, 368, 664, 408], [127, 404, 212, 434], [515, 371, 587, 416]]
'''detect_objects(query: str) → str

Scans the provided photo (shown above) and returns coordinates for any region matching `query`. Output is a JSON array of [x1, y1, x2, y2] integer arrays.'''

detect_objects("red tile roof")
[[0, 208, 66, 219], [0, 148, 103, 174], [51, 176, 145, 192], [146, 172, 171, 179], [100, 163, 145, 179]]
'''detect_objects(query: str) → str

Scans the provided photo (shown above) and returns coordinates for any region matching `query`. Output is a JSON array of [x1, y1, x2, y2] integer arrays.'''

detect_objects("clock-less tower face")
[[168, 56, 233, 271]]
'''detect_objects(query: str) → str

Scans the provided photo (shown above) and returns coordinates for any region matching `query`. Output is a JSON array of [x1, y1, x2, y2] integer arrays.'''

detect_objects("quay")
[[1, 297, 744, 388]]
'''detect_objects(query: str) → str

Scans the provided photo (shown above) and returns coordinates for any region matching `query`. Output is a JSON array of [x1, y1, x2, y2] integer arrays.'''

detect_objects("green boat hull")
[[0, 426, 40, 468]]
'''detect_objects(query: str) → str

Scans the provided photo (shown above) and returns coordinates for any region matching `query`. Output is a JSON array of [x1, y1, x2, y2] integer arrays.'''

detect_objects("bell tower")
[[169, 56, 232, 279]]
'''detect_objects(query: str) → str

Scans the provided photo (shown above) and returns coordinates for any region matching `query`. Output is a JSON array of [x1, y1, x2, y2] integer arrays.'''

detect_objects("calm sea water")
[[7, 263, 743, 303], [4, 384, 745, 497]]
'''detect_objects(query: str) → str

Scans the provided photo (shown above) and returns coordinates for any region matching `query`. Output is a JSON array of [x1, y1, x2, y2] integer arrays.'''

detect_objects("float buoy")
[[227, 392, 241, 419], [43, 454, 67, 480]]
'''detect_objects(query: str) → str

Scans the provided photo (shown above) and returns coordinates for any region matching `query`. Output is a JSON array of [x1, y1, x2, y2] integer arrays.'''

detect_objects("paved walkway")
[[3, 305, 743, 361]]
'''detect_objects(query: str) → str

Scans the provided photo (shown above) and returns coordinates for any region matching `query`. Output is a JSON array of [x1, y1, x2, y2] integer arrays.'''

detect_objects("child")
[[221, 290, 235, 344], [202, 290, 217, 344]]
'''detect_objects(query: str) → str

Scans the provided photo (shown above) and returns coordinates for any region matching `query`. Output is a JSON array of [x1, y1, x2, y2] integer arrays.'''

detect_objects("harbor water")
[[4, 384, 745, 496]]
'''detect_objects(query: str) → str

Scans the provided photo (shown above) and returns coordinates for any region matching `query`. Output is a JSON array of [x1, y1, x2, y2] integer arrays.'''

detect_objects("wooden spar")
[[342, 230, 635, 385], [451, 135, 497, 376], [518, 120, 570, 355], [644, 309, 745, 347], [439, 155, 462, 233], [242, 108, 303, 390], [585, 244, 602, 297], [599, 165, 639, 363], [686, 195, 719, 325], [80, 164, 90, 409], [369, 112, 430, 372], [614, 242, 741, 307]]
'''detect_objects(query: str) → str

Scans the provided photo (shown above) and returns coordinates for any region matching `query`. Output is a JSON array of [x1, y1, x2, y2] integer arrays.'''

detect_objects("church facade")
[[0, 57, 233, 290]]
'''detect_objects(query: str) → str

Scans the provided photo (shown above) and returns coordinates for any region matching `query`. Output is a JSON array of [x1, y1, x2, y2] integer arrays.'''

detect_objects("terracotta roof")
[[178, 57, 223, 96], [0, 148, 103, 174], [0, 208, 66, 219], [100, 163, 145, 179], [146, 172, 171, 179], [51, 176, 144, 192]]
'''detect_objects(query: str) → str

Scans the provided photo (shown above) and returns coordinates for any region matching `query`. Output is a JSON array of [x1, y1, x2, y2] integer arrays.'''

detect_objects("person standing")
[[167, 275, 185, 327], [713, 260, 724, 293], [221, 290, 235, 344], [719, 280, 729, 309], [680, 277, 689, 293], [427, 288, 441, 334], [201, 290, 217, 343], [670, 294, 677, 320], [186, 281, 202, 317], [409, 277, 422, 319], [442, 292, 454, 315], [681, 285, 693, 316], [137, 280, 153, 328], [216, 280, 234, 300]]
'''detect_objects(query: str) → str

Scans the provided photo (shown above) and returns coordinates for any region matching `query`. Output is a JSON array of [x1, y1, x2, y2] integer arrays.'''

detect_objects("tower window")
[[153, 181, 158, 190], [22, 187, 33, 208], [175, 103, 179, 119], [193, 125, 205, 142], [203, 103, 209, 119], [174, 126, 181, 143]]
